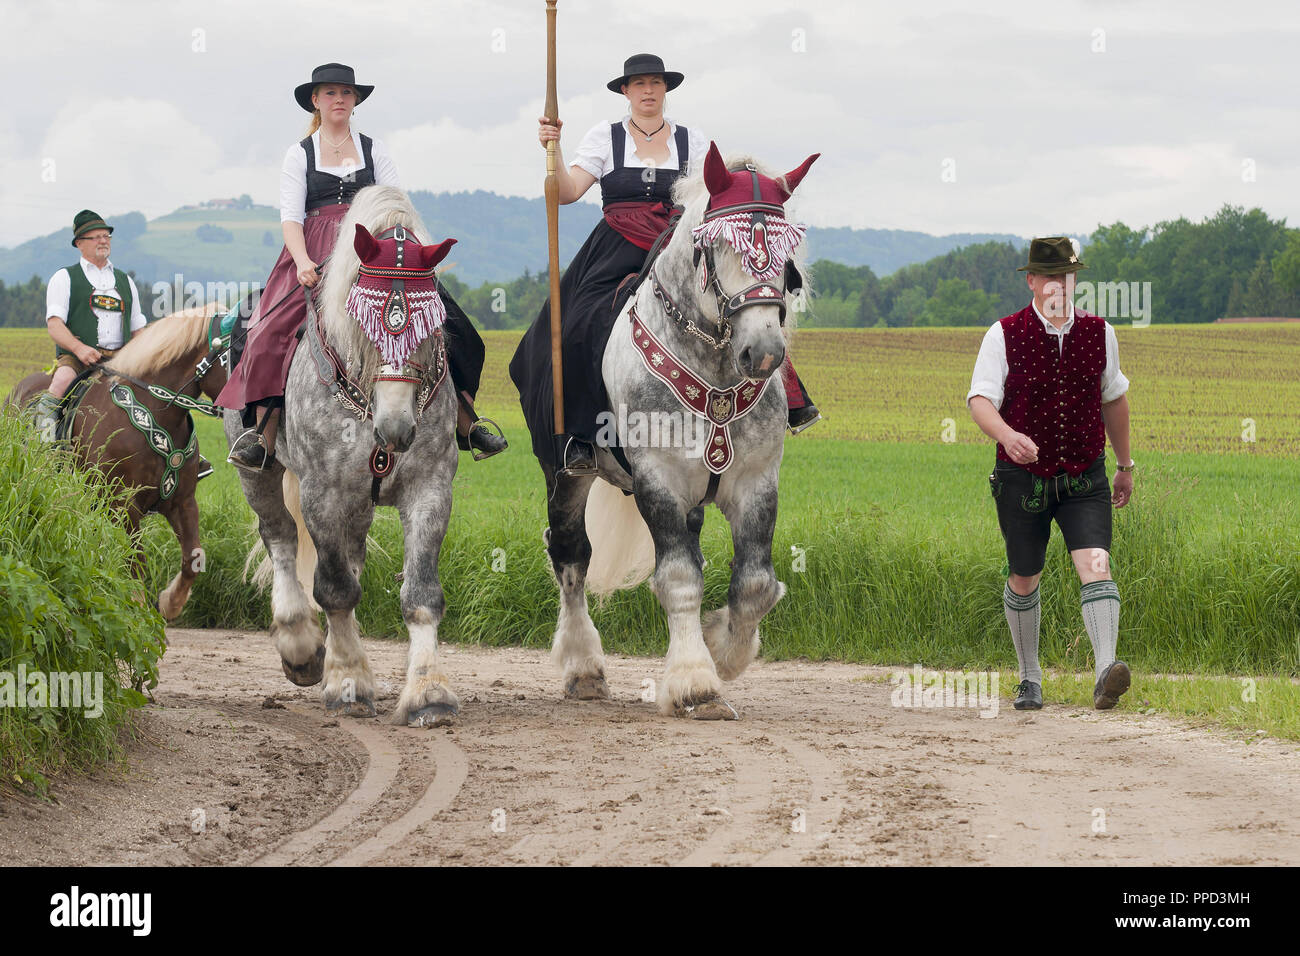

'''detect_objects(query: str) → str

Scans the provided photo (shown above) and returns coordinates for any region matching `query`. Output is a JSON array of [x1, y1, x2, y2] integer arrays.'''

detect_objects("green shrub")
[[0, 410, 166, 793]]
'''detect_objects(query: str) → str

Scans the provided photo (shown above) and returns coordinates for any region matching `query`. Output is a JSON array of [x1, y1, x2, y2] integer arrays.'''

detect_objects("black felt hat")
[[294, 63, 374, 113], [71, 209, 112, 247], [607, 54, 684, 93], [1017, 236, 1086, 275]]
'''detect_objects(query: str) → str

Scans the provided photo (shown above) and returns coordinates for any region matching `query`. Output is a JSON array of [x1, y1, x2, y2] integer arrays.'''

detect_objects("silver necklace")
[[629, 118, 665, 143]]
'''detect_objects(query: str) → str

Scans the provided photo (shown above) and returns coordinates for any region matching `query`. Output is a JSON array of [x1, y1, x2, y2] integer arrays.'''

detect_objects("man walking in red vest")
[[967, 237, 1135, 711]]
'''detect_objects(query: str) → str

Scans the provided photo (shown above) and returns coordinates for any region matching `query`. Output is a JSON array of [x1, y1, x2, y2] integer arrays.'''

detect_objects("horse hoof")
[[675, 696, 739, 721], [281, 646, 326, 687], [157, 596, 184, 622], [565, 675, 610, 701], [407, 702, 458, 728], [326, 696, 377, 719]]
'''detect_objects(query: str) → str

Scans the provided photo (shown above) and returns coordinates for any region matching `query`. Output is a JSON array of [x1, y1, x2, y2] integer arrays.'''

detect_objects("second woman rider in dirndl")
[[222, 63, 505, 470], [509, 54, 820, 476]]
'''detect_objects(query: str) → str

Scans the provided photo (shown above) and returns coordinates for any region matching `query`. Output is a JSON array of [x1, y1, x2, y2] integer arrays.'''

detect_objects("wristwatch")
[[1116, 460, 1135, 473]]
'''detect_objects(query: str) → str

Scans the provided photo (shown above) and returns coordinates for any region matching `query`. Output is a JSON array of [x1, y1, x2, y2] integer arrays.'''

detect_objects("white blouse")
[[279, 130, 401, 224], [570, 116, 709, 181]]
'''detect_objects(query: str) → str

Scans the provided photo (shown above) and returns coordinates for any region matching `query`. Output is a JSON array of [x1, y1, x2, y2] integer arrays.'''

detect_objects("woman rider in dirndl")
[[221, 62, 506, 469], [509, 53, 821, 476]]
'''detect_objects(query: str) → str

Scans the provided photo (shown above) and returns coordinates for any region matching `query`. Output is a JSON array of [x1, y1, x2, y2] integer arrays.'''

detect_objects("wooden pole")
[[544, 0, 564, 436]]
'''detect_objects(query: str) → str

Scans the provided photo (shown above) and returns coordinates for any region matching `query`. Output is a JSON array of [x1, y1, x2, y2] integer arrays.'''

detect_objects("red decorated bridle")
[[651, 165, 799, 350], [305, 223, 449, 500]]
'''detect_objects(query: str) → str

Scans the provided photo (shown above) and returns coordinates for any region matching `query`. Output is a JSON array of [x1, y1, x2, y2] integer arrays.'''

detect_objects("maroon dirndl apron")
[[217, 203, 349, 410]]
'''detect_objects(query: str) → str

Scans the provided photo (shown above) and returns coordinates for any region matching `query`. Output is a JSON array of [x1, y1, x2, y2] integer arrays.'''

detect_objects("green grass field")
[[3, 323, 1298, 736]]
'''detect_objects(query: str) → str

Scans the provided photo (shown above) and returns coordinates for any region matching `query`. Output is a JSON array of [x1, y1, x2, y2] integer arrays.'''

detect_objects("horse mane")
[[110, 307, 214, 378], [669, 152, 810, 338], [318, 185, 437, 383]]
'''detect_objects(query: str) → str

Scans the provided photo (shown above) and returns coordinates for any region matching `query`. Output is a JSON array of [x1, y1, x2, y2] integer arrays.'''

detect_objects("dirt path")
[[4, 627, 1298, 866]]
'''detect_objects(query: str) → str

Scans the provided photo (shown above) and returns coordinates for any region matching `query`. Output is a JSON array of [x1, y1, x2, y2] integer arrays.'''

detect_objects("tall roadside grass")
[[0, 411, 167, 793], [760, 445, 1300, 677], [162, 424, 1300, 682]]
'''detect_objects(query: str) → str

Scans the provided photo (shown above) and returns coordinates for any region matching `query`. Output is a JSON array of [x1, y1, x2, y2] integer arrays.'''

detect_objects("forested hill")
[[4, 197, 1296, 330], [0, 190, 1021, 293], [804, 206, 1300, 328]]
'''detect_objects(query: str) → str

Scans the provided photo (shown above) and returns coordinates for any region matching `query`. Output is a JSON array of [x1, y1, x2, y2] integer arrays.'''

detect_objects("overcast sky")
[[2, 0, 1297, 248]]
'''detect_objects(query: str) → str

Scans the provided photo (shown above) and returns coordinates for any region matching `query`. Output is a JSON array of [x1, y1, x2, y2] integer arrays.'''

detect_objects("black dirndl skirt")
[[509, 219, 647, 467], [439, 281, 484, 400]]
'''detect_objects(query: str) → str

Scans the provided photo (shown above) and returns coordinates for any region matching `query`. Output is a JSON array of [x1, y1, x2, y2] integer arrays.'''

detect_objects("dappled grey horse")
[[543, 144, 819, 718], [225, 185, 463, 726]]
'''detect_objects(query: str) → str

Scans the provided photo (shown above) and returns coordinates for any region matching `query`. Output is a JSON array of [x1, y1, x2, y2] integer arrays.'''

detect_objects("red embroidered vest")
[[997, 305, 1106, 478]]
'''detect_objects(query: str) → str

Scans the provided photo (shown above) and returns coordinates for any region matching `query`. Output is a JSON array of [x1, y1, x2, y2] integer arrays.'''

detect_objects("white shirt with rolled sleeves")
[[966, 301, 1129, 411], [279, 130, 401, 224], [569, 116, 710, 180], [46, 258, 147, 350]]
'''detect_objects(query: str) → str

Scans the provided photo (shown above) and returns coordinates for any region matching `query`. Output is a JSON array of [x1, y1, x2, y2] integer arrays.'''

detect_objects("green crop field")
[[3, 323, 1298, 734]]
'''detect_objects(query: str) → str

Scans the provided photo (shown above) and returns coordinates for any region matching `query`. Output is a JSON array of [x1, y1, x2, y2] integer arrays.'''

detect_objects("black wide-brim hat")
[[71, 209, 112, 247], [1017, 236, 1086, 274], [294, 63, 375, 113], [607, 54, 684, 93]]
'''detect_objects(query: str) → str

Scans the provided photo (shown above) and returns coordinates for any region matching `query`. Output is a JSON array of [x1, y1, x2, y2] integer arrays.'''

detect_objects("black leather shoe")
[[458, 422, 507, 460], [1093, 660, 1131, 710], [227, 430, 275, 473], [1013, 680, 1043, 710], [788, 403, 822, 434], [196, 456, 214, 480], [558, 437, 597, 477]]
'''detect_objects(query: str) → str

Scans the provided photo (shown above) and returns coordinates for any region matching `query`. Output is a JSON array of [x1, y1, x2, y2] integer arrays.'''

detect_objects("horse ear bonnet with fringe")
[[346, 223, 457, 368], [691, 142, 820, 282]]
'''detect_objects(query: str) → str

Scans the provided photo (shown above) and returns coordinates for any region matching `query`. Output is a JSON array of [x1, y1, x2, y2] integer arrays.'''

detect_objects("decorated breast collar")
[[629, 311, 771, 474], [106, 383, 197, 501]]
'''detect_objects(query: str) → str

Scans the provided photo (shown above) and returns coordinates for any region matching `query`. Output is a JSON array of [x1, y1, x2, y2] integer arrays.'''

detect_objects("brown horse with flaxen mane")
[[6, 304, 240, 620]]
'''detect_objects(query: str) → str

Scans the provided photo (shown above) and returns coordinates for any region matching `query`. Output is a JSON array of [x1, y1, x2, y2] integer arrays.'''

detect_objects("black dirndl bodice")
[[599, 123, 689, 206], [509, 123, 693, 466], [303, 133, 376, 211]]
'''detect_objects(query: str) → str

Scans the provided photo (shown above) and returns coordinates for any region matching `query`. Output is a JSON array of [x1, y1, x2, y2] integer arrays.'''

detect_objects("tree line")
[[809, 204, 1300, 327], [0, 273, 164, 330], [4, 203, 1297, 331], [431, 204, 1300, 329]]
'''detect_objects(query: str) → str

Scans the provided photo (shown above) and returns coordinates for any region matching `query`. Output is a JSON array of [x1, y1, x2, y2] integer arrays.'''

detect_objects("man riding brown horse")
[[30, 208, 213, 476], [8, 300, 235, 620]]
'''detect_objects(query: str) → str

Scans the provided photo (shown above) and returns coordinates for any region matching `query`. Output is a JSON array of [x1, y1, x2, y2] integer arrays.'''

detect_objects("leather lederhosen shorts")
[[989, 453, 1112, 576]]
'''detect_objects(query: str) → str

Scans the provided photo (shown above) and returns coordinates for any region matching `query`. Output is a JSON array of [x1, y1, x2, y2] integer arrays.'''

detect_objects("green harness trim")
[[143, 382, 222, 417], [107, 382, 197, 501]]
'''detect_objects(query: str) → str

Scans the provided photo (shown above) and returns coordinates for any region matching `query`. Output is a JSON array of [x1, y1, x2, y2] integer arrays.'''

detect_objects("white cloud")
[[386, 95, 603, 203], [1, 98, 269, 245], [2, 0, 1298, 248]]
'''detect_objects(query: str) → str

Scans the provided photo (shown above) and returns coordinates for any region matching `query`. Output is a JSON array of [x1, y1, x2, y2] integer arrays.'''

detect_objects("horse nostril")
[[738, 346, 753, 371]]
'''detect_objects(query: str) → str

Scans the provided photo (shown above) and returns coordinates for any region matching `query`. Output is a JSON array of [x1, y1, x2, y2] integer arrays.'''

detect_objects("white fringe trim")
[[345, 283, 446, 368], [691, 212, 807, 282]]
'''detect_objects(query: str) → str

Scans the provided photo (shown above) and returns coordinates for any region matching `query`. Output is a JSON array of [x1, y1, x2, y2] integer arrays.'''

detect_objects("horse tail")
[[281, 468, 320, 607], [245, 468, 320, 612], [584, 478, 656, 596]]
